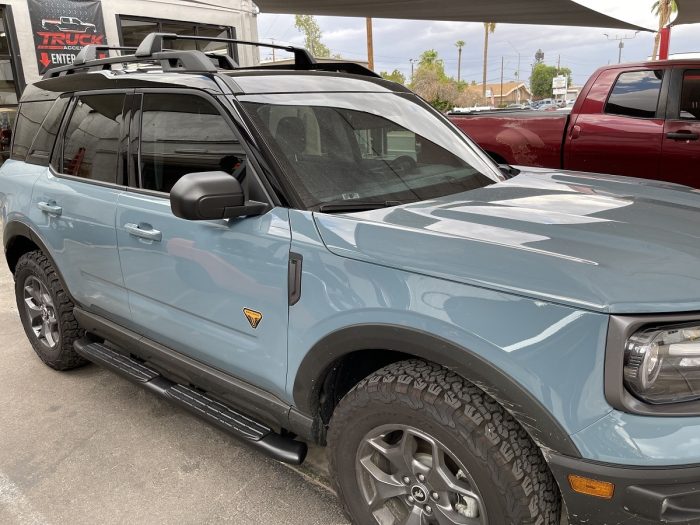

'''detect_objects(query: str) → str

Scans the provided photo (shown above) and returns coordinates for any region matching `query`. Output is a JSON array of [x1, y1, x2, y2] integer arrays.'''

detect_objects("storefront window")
[[119, 16, 234, 56], [0, 7, 22, 164]]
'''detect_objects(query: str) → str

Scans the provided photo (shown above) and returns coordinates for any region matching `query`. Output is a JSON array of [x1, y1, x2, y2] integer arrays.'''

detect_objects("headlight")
[[624, 324, 700, 404]]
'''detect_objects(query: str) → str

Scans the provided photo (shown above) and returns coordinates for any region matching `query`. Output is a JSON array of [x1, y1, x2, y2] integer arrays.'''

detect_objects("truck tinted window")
[[26, 97, 69, 166], [138, 94, 244, 193], [61, 94, 125, 184], [11, 100, 54, 161], [680, 70, 700, 120], [605, 70, 662, 119]]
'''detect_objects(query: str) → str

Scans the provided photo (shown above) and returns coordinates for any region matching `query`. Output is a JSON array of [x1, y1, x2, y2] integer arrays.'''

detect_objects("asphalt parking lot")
[[0, 263, 349, 525]]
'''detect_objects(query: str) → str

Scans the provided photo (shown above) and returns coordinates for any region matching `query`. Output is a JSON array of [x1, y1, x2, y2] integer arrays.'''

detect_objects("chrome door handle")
[[37, 201, 62, 216], [124, 223, 162, 242]]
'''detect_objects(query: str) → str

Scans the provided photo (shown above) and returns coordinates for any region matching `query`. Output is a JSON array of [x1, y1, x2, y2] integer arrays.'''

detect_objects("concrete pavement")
[[0, 262, 348, 525]]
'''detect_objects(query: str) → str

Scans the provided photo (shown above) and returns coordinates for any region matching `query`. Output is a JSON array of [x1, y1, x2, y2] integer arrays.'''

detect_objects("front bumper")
[[547, 453, 700, 524]]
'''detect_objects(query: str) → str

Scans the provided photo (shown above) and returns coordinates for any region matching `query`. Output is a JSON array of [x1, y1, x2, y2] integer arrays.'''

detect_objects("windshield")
[[238, 92, 502, 211]]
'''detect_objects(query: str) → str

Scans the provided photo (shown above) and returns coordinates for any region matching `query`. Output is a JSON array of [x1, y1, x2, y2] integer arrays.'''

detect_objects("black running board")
[[74, 339, 307, 465]]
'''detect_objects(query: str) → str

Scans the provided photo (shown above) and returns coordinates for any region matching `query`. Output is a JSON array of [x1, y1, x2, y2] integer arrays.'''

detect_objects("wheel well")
[[317, 349, 412, 427], [5, 235, 39, 274]]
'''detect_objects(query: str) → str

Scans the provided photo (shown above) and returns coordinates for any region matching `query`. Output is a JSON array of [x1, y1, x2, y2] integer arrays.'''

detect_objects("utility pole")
[[500, 56, 504, 106], [409, 58, 417, 82], [604, 32, 640, 64], [366, 17, 374, 70], [270, 38, 276, 62]]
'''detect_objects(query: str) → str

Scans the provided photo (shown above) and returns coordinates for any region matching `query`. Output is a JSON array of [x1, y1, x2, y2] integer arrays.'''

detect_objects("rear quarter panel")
[[450, 112, 568, 168], [0, 160, 44, 247]]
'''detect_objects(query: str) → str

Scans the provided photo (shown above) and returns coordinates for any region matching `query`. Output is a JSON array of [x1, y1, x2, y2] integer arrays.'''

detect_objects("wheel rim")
[[23, 276, 60, 349], [356, 424, 488, 525]]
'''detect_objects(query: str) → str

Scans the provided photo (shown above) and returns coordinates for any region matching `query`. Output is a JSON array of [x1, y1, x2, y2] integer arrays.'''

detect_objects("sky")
[[255, 0, 699, 87]]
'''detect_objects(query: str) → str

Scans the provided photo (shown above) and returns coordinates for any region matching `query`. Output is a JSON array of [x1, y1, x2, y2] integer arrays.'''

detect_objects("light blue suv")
[[2, 34, 700, 525]]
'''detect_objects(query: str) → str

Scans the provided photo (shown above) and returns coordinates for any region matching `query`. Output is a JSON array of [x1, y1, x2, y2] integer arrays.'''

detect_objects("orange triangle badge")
[[243, 308, 263, 329]]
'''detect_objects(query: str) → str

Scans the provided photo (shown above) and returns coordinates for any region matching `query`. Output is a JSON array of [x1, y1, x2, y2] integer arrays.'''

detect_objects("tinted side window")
[[605, 70, 662, 119], [26, 97, 69, 166], [62, 94, 125, 184], [139, 94, 244, 193], [11, 100, 54, 161], [680, 70, 700, 120]]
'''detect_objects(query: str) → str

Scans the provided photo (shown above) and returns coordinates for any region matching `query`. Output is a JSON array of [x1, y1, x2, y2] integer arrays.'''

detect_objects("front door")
[[661, 68, 700, 187], [116, 91, 290, 395], [29, 92, 131, 323], [565, 69, 665, 180]]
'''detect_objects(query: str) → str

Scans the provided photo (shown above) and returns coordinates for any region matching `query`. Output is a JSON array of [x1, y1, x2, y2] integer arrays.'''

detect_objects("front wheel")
[[328, 360, 560, 525]]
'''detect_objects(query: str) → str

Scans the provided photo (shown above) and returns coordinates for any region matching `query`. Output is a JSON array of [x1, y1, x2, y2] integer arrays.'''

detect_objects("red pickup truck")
[[450, 60, 700, 187]]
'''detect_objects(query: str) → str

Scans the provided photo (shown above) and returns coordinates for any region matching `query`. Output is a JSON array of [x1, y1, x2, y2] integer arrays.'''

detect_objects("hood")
[[313, 169, 700, 314]]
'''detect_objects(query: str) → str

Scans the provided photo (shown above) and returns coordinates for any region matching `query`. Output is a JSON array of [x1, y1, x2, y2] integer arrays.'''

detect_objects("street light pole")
[[366, 17, 374, 70], [604, 31, 640, 64], [409, 58, 417, 82]]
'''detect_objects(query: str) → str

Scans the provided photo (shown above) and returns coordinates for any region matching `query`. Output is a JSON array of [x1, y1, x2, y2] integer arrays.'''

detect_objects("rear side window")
[[61, 94, 125, 184], [138, 93, 244, 193], [26, 97, 70, 165], [605, 70, 663, 119], [11, 100, 54, 161], [680, 70, 700, 120]]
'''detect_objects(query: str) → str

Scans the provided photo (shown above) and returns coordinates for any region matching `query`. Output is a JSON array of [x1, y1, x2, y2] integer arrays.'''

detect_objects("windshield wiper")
[[318, 200, 403, 213]]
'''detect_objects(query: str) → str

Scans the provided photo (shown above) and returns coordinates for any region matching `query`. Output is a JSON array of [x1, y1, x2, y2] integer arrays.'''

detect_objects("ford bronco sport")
[[2, 33, 700, 525]]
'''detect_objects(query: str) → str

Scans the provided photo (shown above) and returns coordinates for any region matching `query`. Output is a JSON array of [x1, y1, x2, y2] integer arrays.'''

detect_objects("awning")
[[253, 0, 651, 31], [673, 0, 700, 26]]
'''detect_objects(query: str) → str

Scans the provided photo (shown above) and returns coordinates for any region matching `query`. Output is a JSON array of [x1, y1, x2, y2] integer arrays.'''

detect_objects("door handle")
[[124, 223, 162, 242], [37, 201, 62, 216], [666, 131, 699, 141]]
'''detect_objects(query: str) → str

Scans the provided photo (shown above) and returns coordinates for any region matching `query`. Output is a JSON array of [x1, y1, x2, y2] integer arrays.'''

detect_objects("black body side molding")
[[293, 324, 581, 458]]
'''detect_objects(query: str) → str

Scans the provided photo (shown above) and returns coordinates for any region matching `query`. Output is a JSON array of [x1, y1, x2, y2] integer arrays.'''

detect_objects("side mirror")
[[170, 171, 268, 221]]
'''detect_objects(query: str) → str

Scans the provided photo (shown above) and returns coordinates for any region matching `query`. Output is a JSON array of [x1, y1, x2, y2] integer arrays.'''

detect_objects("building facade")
[[0, 0, 259, 159]]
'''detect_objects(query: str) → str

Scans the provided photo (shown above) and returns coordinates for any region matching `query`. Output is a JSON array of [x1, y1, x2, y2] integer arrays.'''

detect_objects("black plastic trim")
[[293, 324, 581, 457], [605, 312, 700, 416], [288, 252, 303, 306], [548, 452, 700, 524], [2, 220, 78, 305], [73, 307, 318, 442]]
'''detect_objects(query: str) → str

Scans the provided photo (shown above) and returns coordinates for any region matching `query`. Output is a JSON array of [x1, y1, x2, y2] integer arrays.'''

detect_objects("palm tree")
[[651, 0, 678, 60], [455, 40, 465, 83], [482, 23, 496, 98]]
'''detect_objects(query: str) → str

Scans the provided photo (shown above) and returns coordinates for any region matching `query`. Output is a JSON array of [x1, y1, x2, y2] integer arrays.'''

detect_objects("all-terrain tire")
[[328, 359, 561, 525], [14, 250, 87, 370]]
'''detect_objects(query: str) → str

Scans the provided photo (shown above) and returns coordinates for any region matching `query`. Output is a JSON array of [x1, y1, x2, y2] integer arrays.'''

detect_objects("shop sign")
[[27, 0, 108, 75]]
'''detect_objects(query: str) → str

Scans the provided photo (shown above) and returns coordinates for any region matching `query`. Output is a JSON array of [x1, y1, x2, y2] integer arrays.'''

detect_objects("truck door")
[[115, 91, 290, 397], [565, 69, 665, 180], [661, 68, 700, 187]]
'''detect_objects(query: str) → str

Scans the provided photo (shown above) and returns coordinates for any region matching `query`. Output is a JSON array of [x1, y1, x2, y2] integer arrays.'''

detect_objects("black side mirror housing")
[[170, 171, 268, 221]]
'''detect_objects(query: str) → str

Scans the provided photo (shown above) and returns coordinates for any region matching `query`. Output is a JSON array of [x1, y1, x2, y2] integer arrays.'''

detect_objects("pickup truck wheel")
[[14, 250, 87, 371], [328, 359, 560, 525]]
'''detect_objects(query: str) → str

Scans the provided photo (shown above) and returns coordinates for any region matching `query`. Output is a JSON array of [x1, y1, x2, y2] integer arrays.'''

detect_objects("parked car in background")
[[450, 60, 700, 186], [3, 36, 700, 525]]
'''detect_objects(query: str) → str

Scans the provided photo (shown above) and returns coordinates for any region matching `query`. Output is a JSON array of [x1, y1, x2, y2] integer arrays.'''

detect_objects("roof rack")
[[42, 32, 379, 79]]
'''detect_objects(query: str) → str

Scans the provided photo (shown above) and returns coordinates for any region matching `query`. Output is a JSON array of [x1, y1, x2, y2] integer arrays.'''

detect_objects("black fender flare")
[[3, 220, 77, 304], [293, 324, 581, 458]]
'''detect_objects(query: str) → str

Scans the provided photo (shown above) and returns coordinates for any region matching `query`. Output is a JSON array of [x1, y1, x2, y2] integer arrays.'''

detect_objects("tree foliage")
[[530, 63, 572, 99], [410, 50, 480, 112], [651, 0, 678, 59], [380, 69, 406, 85], [294, 15, 331, 58]]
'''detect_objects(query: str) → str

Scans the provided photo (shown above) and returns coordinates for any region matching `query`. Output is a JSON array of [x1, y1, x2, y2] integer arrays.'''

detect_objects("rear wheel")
[[14, 251, 87, 370], [328, 359, 560, 525]]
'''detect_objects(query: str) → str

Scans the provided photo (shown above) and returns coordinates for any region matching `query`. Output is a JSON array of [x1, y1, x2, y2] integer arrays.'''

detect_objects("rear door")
[[29, 91, 131, 323], [565, 68, 666, 179], [661, 67, 700, 187]]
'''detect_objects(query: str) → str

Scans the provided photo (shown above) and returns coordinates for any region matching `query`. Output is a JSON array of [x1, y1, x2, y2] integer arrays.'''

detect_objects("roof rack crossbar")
[[135, 32, 317, 69], [73, 45, 138, 66], [43, 49, 217, 79]]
